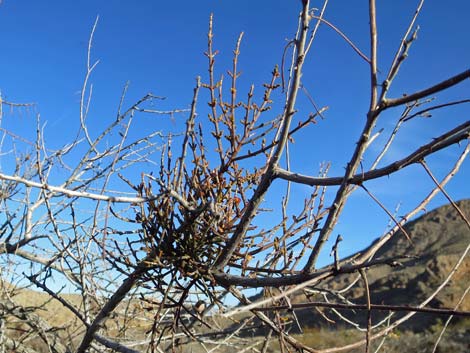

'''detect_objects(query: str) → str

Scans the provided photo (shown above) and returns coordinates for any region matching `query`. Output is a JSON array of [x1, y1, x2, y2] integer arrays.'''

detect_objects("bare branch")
[[275, 121, 470, 186], [382, 69, 470, 109]]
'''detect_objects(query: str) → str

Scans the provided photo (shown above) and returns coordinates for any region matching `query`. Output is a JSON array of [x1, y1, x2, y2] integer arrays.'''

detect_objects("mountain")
[[295, 199, 470, 330]]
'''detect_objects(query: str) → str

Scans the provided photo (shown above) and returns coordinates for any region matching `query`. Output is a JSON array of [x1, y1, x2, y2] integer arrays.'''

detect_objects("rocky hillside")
[[297, 199, 470, 330]]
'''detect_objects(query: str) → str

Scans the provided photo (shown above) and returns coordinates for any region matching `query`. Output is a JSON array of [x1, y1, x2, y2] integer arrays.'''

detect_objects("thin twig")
[[360, 269, 371, 353], [251, 301, 470, 317]]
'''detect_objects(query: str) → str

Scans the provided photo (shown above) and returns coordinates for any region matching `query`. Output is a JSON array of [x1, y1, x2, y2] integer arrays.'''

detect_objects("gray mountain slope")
[[296, 199, 470, 330]]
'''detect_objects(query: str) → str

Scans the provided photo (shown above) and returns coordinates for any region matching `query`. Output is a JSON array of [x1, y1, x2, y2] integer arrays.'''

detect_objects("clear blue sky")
[[1, 1, 469, 266]]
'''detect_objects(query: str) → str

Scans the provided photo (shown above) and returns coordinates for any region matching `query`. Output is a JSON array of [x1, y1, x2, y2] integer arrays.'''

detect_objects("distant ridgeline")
[[302, 199, 470, 330]]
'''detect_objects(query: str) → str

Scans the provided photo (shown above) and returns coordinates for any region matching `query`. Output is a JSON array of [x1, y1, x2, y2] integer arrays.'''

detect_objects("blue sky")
[[1, 1, 469, 267]]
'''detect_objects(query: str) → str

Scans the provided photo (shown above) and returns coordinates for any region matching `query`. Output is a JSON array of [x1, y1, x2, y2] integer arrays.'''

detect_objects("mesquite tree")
[[0, 1, 469, 352]]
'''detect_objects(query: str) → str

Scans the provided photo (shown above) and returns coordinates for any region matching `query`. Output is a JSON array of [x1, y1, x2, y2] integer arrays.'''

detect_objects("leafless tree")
[[0, 1, 469, 352]]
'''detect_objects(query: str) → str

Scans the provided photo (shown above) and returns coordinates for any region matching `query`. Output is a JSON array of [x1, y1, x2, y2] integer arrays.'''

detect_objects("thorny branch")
[[0, 1, 469, 352]]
